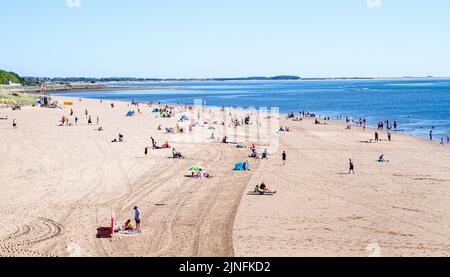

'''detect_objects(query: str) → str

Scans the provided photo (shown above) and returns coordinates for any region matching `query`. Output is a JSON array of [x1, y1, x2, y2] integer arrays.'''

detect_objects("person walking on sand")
[[349, 159, 355, 174], [441, 138, 445, 146], [12, 118, 17, 129], [387, 131, 392, 142], [282, 151, 287, 166], [134, 206, 141, 230], [429, 130, 433, 141], [75, 116, 78, 126], [96, 116, 99, 125], [375, 132, 379, 142]]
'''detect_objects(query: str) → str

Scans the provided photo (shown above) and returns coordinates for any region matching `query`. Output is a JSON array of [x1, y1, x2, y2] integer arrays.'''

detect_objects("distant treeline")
[[23, 75, 301, 83]]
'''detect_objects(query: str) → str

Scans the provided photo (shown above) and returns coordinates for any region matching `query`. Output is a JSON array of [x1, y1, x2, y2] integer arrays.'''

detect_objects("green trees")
[[0, 70, 23, 84]]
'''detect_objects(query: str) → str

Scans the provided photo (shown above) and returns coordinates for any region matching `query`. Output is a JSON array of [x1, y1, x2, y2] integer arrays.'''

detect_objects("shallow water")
[[55, 79, 450, 140]]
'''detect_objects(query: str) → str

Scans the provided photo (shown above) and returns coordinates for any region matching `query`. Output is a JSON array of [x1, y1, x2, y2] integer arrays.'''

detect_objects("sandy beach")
[[1, 97, 450, 257]]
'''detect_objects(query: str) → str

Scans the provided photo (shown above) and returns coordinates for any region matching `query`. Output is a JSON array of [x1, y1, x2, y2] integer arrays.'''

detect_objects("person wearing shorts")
[[134, 206, 141, 230]]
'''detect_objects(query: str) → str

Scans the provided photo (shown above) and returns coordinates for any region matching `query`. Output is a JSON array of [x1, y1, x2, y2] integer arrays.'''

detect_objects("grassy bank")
[[0, 91, 40, 106]]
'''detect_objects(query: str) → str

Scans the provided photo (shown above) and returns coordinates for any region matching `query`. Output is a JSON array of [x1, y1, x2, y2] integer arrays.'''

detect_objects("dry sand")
[[1, 97, 449, 257]]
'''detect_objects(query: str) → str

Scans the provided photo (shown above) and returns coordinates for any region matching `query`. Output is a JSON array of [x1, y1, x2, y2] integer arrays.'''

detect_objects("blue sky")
[[1, 0, 450, 78]]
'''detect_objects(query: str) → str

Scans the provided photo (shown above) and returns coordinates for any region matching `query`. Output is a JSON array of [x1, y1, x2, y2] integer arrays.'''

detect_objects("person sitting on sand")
[[262, 148, 269, 159], [162, 142, 171, 149], [158, 125, 162, 131], [255, 183, 275, 194], [124, 219, 134, 231], [119, 133, 124, 142], [222, 136, 228, 144], [172, 148, 183, 159], [378, 155, 389, 163]]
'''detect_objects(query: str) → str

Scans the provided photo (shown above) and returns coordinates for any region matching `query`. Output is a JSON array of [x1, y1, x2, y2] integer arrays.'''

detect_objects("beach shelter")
[[126, 111, 135, 117], [190, 166, 205, 171], [152, 108, 160, 113], [234, 162, 250, 171], [180, 115, 189, 121]]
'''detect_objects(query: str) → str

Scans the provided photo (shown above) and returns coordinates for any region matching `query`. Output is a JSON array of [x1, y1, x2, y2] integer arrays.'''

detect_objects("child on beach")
[[349, 159, 355, 174]]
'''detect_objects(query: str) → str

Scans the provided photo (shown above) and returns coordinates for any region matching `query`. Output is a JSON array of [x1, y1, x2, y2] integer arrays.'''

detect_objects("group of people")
[[111, 133, 124, 143], [123, 206, 141, 232]]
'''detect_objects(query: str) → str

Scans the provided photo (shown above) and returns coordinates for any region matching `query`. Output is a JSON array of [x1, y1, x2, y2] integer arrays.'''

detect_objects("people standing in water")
[[447, 136, 450, 144], [282, 151, 287, 166], [349, 159, 355, 174], [441, 138, 445, 146], [429, 130, 433, 141]]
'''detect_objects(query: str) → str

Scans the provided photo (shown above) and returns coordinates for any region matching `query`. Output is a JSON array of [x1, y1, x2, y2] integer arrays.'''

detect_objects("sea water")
[[55, 79, 450, 140]]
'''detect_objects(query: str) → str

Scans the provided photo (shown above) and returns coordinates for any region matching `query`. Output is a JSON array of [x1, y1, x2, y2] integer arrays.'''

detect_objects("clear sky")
[[1, 0, 450, 78]]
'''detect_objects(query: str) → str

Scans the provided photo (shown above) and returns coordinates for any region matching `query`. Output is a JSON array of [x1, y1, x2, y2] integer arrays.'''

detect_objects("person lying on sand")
[[255, 183, 276, 194], [162, 142, 171, 149], [0, 115, 8, 120]]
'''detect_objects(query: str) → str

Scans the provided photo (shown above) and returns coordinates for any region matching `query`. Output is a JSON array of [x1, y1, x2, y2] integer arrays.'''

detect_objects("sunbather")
[[255, 182, 275, 194], [162, 142, 171, 149]]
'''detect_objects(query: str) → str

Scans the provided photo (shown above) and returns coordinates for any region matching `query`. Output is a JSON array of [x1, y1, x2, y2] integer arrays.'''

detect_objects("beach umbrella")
[[190, 166, 205, 171]]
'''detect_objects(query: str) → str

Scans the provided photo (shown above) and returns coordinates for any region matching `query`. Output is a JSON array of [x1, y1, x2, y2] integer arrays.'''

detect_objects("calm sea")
[[55, 79, 450, 139]]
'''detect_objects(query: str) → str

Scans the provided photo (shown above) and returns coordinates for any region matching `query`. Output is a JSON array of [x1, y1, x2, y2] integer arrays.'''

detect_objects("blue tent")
[[234, 162, 250, 171], [152, 108, 160, 113]]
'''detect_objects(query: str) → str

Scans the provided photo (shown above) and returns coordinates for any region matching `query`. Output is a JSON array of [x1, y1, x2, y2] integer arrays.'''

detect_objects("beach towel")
[[247, 191, 276, 196], [120, 230, 143, 235]]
